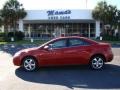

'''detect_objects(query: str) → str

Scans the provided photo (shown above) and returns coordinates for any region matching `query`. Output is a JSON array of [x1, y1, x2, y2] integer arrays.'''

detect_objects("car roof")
[[54, 36, 98, 44], [55, 36, 83, 39]]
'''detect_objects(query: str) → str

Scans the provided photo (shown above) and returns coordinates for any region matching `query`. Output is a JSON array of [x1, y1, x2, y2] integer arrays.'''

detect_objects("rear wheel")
[[22, 57, 38, 71], [90, 55, 104, 70]]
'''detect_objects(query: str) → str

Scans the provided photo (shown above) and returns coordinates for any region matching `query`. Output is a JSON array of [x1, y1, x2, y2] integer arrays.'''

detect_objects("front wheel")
[[22, 57, 38, 71], [90, 56, 104, 70]]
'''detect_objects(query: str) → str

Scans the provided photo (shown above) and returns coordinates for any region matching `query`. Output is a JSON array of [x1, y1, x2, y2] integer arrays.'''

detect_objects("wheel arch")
[[21, 55, 39, 66], [90, 54, 106, 62]]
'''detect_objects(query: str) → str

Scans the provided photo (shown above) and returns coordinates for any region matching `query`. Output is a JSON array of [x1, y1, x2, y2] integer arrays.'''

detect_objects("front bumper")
[[13, 56, 21, 66]]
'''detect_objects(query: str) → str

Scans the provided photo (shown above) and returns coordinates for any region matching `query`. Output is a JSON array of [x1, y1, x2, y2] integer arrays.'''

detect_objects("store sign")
[[47, 10, 71, 16], [48, 16, 70, 20], [47, 10, 71, 20]]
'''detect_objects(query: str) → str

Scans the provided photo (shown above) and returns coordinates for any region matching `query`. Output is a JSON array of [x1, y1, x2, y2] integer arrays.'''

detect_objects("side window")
[[51, 39, 67, 49], [69, 38, 90, 47]]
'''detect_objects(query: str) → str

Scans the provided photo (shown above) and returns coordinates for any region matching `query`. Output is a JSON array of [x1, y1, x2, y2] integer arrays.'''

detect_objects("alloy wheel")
[[23, 57, 37, 71], [91, 56, 104, 69]]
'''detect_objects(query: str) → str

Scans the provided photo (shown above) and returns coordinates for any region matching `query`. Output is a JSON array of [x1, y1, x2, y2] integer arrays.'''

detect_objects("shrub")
[[102, 34, 120, 41], [0, 32, 6, 42], [15, 31, 25, 40], [7, 31, 25, 41]]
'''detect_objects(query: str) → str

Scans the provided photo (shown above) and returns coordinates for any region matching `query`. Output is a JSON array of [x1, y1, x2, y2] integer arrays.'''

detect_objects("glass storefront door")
[[54, 24, 66, 37], [24, 23, 95, 39]]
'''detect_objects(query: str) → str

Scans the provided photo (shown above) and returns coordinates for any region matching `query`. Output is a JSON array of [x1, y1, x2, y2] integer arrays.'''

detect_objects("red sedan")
[[13, 36, 113, 71]]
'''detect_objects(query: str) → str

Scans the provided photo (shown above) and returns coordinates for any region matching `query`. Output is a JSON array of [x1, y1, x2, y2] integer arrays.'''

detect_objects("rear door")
[[63, 38, 92, 65]]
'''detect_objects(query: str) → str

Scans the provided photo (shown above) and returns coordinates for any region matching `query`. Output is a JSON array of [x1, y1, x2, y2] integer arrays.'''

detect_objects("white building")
[[18, 9, 101, 39]]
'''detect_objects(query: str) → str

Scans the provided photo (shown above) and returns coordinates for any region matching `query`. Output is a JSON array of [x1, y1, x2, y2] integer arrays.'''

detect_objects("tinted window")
[[69, 38, 90, 46], [51, 39, 67, 49]]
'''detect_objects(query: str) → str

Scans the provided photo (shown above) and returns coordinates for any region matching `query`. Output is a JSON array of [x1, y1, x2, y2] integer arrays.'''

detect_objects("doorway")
[[54, 26, 65, 38]]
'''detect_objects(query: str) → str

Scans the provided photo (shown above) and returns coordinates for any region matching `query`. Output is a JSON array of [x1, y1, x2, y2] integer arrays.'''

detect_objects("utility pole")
[[86, 0, 87, 9]]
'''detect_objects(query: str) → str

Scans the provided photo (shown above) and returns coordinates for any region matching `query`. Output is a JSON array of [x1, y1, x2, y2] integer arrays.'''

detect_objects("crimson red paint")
[[13, 36, 113, 71]]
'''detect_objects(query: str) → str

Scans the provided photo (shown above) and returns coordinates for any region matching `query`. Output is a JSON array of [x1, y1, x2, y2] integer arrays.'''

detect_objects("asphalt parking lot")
[[0, 45, 120, 90]]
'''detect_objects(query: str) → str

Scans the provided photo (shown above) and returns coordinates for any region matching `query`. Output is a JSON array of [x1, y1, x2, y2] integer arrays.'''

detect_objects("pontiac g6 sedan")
[[13, 36, 113, 71]]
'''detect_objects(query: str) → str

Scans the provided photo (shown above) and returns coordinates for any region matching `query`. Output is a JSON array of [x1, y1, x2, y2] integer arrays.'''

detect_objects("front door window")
[[50, 39, 67, 49]]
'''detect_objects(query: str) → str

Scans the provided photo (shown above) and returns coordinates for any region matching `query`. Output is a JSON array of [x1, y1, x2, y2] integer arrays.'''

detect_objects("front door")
[[40, 39, 68, 66]]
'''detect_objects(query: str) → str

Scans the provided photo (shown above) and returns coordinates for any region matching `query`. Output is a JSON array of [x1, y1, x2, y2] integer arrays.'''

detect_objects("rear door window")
[[69, 38, 90, 47]]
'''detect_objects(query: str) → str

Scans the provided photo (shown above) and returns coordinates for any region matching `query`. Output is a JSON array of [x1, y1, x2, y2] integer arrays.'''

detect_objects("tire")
[[22, 57, 38, 71], [90, 55, 104, 70]]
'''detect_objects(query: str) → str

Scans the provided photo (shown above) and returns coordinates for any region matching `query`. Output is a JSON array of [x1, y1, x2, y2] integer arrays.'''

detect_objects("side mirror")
[[49, 44, 53, 49], [43, 44, 53, 50], [44, 45, 49, 50]]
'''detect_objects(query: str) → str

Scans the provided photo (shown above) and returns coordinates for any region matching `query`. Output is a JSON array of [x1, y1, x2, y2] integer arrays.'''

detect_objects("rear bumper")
[[106, 53, 114, 62]]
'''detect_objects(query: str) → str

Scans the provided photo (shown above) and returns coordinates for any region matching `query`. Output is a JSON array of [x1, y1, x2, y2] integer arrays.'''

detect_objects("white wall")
[[24, 9, 93, 20], [18, 19, 24, 32], [95, 21, 100, 38]]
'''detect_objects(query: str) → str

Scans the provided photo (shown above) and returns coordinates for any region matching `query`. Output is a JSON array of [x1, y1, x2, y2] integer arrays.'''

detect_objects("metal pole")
[[28, 24, 31, 39], [86, 0, 87, 9]]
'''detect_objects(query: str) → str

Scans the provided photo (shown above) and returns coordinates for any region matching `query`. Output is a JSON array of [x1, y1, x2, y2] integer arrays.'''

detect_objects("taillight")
[[107, 45, 112, 53]]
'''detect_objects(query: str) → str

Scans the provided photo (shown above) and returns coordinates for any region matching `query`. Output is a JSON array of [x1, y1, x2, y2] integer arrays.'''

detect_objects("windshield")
[[38, 39, 54, 48]]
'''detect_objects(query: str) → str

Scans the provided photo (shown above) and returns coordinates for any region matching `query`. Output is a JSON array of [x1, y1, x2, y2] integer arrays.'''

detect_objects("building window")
[[24, 23, 95, 39]]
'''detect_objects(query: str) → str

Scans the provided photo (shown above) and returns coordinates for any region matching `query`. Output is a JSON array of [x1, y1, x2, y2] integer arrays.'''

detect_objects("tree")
[[106, 5, 118, 29], [0, 0, 27, 32], [0, 11, 3, 27], [92, 1, 120, 37], [0, 17, 2, 27], [92, 1, 108, 24], [117, 10, 120, 39]]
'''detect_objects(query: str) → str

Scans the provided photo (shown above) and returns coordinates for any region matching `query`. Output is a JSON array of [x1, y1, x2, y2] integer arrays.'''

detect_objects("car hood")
[[14, 47, 40, 57], [19, 47, 39, 53]]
